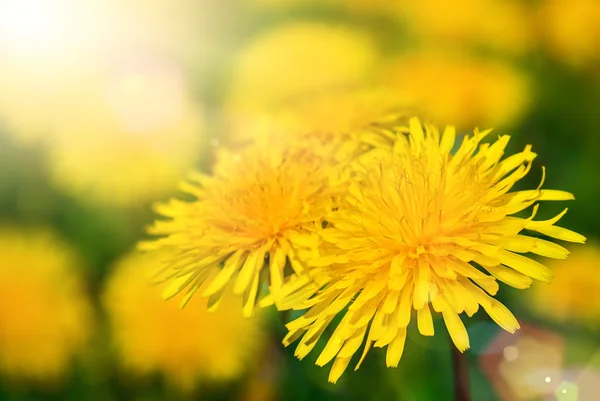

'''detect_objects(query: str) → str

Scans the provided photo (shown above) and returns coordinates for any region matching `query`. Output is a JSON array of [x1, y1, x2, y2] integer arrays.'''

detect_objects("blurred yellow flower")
[[245, 0, 400, 14], [538, 0, 600, 68], [0, 228, 92, 383], [47, 57, 204, 206], [278, 118, 584, 383], [226, 88, 410, 160], [0, 60, 93, 144], [528, 244, 600, 326], [227, 22, 379, 114], [399, 0, 534, 54], [381, 51, 529, 129], [103, 249, 265, 390]]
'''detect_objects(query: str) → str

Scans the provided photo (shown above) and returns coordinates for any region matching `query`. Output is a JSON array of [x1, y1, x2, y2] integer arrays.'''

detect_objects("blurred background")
[[1, 0, 599, 400]]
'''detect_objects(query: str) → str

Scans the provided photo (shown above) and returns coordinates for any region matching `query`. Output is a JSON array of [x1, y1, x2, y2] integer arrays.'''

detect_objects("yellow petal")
[[397, 287, 413, 327], [349, 296, 381, 328], [382, 289, 400, 314], [499, 250, 553, 283], [269, 246, 286, 296], [409, 117, 425, 145], [234, 248, 263, 294], [502, 235, 570, 259], [160, 272, 193, 300], [374, 322, 399, 348], [286, 230, 319, 249], [442, 311, 470, 352], [242, 269, 261, 317], [329, 356, 352, 384], [534, 225, 586, 244], [385, 328, 407, 368], [317, 335, 345, 367], [355, 340, 374, 371], [440, 125, 456, 155], [295, 316, 334, 357], [471, 275, 499, 296], [482, 298, 520, 334], [485, 265, 533, 289], [368, 308, 387, 341], [206, 284, 227, 312], [417, 304, 434, 336], [177, 180, 203, 198], [202, 250, 245, 297], [350, 274, 387, 311], [338, 326, 368, 359], [413, 259, 431, 310]]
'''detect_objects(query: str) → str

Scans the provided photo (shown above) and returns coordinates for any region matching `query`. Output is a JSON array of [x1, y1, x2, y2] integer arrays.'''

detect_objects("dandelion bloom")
[[399, 0, 534, 55], [48, 56, 204, 206], [225, 22, 379, 136], [538, 0, 600, 68], [229, 22, 378, 106], [0, 229, 92, 383], [279, 118, 585, 383], [226, 88, 409, 162], [0, 60, 92, 144], [245, 0, 401, 15], [103, 249, 265, 390], [381, 51, 529, 129], [141, 143, 344, 316], [527, 244, 600, 326]]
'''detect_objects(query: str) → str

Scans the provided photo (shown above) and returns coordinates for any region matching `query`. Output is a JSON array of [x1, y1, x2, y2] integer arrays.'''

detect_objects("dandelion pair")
[[142, 117, 584, 383]]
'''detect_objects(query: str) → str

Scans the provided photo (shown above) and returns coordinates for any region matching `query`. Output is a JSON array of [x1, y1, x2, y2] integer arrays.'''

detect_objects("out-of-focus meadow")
[[0, 0, 599, 400]]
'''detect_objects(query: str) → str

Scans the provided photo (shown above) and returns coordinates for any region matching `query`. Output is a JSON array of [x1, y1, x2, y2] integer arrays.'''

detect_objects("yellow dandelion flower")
[[245, 0, 401, 14], [399, 0, 534, 54], [0, 228, 92, 383], [381, 51, 529, 130], [278, 118, 585, 383], [226, 22, 379, 115], [226, 88, 410, 161], [538, 0, 600, 68], [103, 249, 265, 390], [0, 59, 93, 144], [47, 56, 204, 207], [527, 243, 600, 326], [141, 143, 344, 316]]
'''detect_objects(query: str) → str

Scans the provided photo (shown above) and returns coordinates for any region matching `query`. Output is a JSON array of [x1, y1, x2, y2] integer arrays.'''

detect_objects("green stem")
[[451, 345, 471, 401]]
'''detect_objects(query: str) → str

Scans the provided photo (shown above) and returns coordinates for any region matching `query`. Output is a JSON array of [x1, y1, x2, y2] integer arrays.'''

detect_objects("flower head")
[[0, 60, 91, 144], [538, 0, 600, 68], [279, 118, 585, 383], [228, 21, 379, 109], [527, 243, 600, 326], [226, 88, 410, 162], [47, 56, 204, 207], [0, 228, 92, 383], [399, 0, 534, 54], [246, 0, 401, 15], [381, 51, 529, 129], [224, 21, 380, 140], [103, 249, 265, 391], [141, 143, 344, 316]]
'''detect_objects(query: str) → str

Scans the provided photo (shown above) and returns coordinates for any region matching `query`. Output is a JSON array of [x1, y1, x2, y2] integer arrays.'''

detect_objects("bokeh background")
[[1, 0, 599, 400]]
